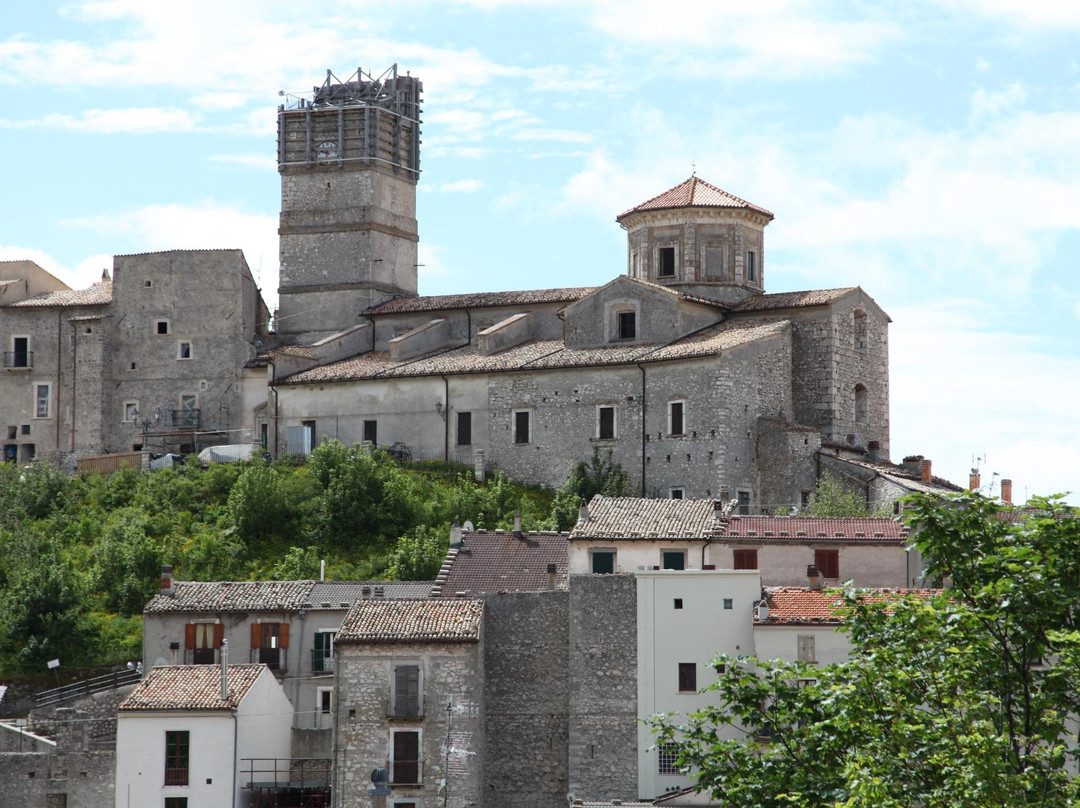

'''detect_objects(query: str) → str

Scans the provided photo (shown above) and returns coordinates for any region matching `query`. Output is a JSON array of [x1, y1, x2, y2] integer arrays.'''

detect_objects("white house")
[[114, 662, 293, 808]]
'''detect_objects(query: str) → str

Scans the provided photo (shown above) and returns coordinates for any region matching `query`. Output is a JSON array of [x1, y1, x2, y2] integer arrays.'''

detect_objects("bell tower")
[[276, 65, 422, 343]]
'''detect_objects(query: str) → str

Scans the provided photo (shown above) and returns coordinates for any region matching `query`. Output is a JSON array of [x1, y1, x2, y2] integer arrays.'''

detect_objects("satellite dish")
[[463, 520, 474, 531]]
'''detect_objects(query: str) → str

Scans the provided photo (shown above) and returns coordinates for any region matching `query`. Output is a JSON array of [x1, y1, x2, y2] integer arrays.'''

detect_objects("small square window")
[[617, 311, 636, 340], [123, 402, 138, 423], [678, 662, 697, 692], [591, 551, 615, 574], [144, 280, 153, 288], [178, 342, 192, 360], [670, 488, 684, 500], [723, 598, 733, 610], [662, 551, 685, 570], [129, 362, 136, 371], [815, 549, 840, 580], [673, 598, 683, 610], [733, 549, 758, 570], [156, 321, 169, 335], [714, 663, 727, 675], [6, 427, 15, 440]]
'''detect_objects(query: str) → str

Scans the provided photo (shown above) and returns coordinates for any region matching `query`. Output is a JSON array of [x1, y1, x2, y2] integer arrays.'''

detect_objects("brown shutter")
[[251, 622, 262, 649], [278, 623, 289, 648], [214, 623, 225, 648], [185, 624, 196, 649]]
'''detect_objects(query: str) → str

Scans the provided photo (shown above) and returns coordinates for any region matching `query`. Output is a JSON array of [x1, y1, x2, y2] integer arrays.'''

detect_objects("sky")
[[1, 1, 1079, 502]]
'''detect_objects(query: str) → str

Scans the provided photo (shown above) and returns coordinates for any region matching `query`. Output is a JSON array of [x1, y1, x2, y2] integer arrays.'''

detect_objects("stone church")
[[0, 66, 892, 511]]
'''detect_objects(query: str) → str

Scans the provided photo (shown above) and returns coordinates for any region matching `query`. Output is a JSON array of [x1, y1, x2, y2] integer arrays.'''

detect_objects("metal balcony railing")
[[2, 351, 32, 369], [310, 650, 335, 674]]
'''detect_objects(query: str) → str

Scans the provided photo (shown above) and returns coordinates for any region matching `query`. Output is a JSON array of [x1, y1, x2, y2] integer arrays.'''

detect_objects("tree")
[[800, 471, 891, 517], [548, 448, 636, 531], [652, 493, 1080, 807], [388, 525, 449, 581]]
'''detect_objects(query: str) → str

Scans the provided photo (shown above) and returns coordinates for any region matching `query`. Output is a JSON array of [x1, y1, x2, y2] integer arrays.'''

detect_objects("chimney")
[[160, 564, 174, 596], [220, 638, 229, 701], [969, 470, 980, 492], [901, 455, 923, 475], [920, 458, 932, 484], [867, 440, 880, 464], [756, 599, 770, 621], [578, 500, 591, 524], [450, 522, 463, 548], [807, 564, 823, 590], [547, 563, 557, 590], [1001, 479, 1013, 505], [513, 512, 522, 539]]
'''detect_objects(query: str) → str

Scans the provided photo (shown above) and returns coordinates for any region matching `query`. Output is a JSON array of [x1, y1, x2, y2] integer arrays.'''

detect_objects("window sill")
[[590, 437, 617, 443]]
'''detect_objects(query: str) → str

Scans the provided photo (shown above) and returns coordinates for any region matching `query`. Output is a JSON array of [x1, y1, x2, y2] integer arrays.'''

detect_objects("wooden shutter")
[[251, 623, 262, 649], [278, 623, 289, 648], [392, 730, 420, 784], [185, 624, 196, 649], [395, 665, 420, 718], [815, 549, 839, 579], [214, 623, 225, 648]]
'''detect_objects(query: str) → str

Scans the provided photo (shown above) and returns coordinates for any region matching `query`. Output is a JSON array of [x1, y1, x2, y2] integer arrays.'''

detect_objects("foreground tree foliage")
[[653, 492, 1080, 807]]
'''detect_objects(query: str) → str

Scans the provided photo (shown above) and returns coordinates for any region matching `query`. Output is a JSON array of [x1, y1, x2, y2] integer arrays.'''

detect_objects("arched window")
[[854, 384, 868, 425], [853, 310, 868, 352]]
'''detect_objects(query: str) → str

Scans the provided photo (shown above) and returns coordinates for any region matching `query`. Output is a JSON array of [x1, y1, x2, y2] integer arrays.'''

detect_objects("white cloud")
[[0, 107, 199, 133], [937, 0, 1080, 30], [971, 82, 1026, 123], [423, 179, 486, 193], [205, 153, 278, 171]]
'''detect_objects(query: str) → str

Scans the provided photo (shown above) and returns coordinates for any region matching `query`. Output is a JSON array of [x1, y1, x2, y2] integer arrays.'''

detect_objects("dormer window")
[[617, 311, 636, 340]]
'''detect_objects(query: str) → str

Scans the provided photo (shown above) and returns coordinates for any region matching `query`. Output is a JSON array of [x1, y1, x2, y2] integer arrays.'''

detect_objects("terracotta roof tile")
[[757, 586, 941, 625], [144, 580, 316, 613], [726, 287, 856, 313], [433, 531, 568, 597], [2, 281, 112, 308], [570, 496, 719, 540], [275, 320, 786, 386], [822, 452, 965, 493], [120, 664, 265, 711], [717, 516, 908, 543], [366, 287, 596, 315], [306, 580, 432, 606], [618, 176, 774, 220], [336, 599, 483, 643]]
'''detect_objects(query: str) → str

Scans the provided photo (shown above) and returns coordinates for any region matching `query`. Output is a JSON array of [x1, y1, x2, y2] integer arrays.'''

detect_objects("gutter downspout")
[[701, 536, 711, 569], [268, 359, 280, 460], [293, 610, 306, 729], [442, 375, 450, 462], [637, 364, 647, 496], [69, 319, 77, 451], [55, 308, 66, 450], [331, 652, 342, 808], [231, 710, 239, 808]]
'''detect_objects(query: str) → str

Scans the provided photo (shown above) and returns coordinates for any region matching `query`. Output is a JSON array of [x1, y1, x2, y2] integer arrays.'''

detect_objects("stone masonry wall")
[[482, 591, 570, 808], [0, 750, 116, 808], [567, 574, 638, 802]]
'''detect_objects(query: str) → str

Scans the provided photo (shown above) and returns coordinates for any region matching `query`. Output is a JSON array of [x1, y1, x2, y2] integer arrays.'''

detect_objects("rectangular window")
[[316, 687, 334, 729], [815, 549, 840, 580], [662, 550, 686, 570], [733, 549, 758, 570], [177, 341, 192, 360], [673, 598, 683, 610], [737, 490, 750, 515], [658, 741, 680, 775], [591, 551, 615, 574], [658, 246, 676, 277], [746, 250, 757, 282], [723, 598, 733, 610], [456, 411, 472, 446], [678, 662, 697, 692], [124, 401, 138, 423], [513, 410, 530, 444], [10, 336, 30, 368], [617, 310, 636, 340], [165, 800, 187, 808], [597, 406, 615, 439], [391, 730, 421, 784], [250, 622, 288, 671], [798, 635, 817, 663], [362, 419, 377, 445], [156, 320, 169, 335], [312, 630, 335, 673], [393, 665, 421, 718], [670, 488, 684, 500], [35, 384, 50, 418], [185, 623, 222, 665], [302, 420, 317, 453], [669, 401, 685, 435], [704, 246, 727, 280], [164, 730, 189, 786]]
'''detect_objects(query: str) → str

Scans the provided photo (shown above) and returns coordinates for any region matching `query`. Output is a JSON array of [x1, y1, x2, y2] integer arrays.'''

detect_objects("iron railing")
[[33, 667, 142, 708]]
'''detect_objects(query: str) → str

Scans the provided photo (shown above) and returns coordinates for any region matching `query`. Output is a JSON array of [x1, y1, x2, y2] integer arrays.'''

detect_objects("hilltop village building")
[[0, 65, 915, 512]]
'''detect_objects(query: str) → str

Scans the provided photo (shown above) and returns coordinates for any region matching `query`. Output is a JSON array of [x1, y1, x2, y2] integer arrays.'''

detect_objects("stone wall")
[[567, 574, 638, 802], [0, 750, 116, 808], [482, 591, 570, 808]]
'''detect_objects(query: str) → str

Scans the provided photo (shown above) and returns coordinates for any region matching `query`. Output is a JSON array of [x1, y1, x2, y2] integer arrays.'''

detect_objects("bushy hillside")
[[0, 441, 554, 676]]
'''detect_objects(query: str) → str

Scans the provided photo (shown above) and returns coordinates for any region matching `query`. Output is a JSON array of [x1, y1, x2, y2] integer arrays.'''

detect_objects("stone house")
[[141, 570, 431, 744], [0, 250, 269, 462], [114, 663, 293, 808], [332, 598, 485, 808]]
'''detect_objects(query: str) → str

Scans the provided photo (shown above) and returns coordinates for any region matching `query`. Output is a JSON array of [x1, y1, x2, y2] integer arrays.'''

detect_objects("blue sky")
[[2, 1, 1079, 501]]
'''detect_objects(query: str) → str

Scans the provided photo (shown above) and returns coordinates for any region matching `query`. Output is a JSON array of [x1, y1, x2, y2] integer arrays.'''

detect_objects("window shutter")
[[278, 623, 289, 648], [185, 624, 196, 649], [395, 665, 420, 717], [214, 623, 225, 648], [251, 623, 262, 649]]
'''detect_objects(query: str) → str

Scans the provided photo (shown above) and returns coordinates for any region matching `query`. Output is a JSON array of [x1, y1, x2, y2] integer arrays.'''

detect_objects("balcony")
[[250, 647, 285, 672], [164, 408, 201, 430], [2, 351, 32, 370], [310, 649, 335, 674]]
